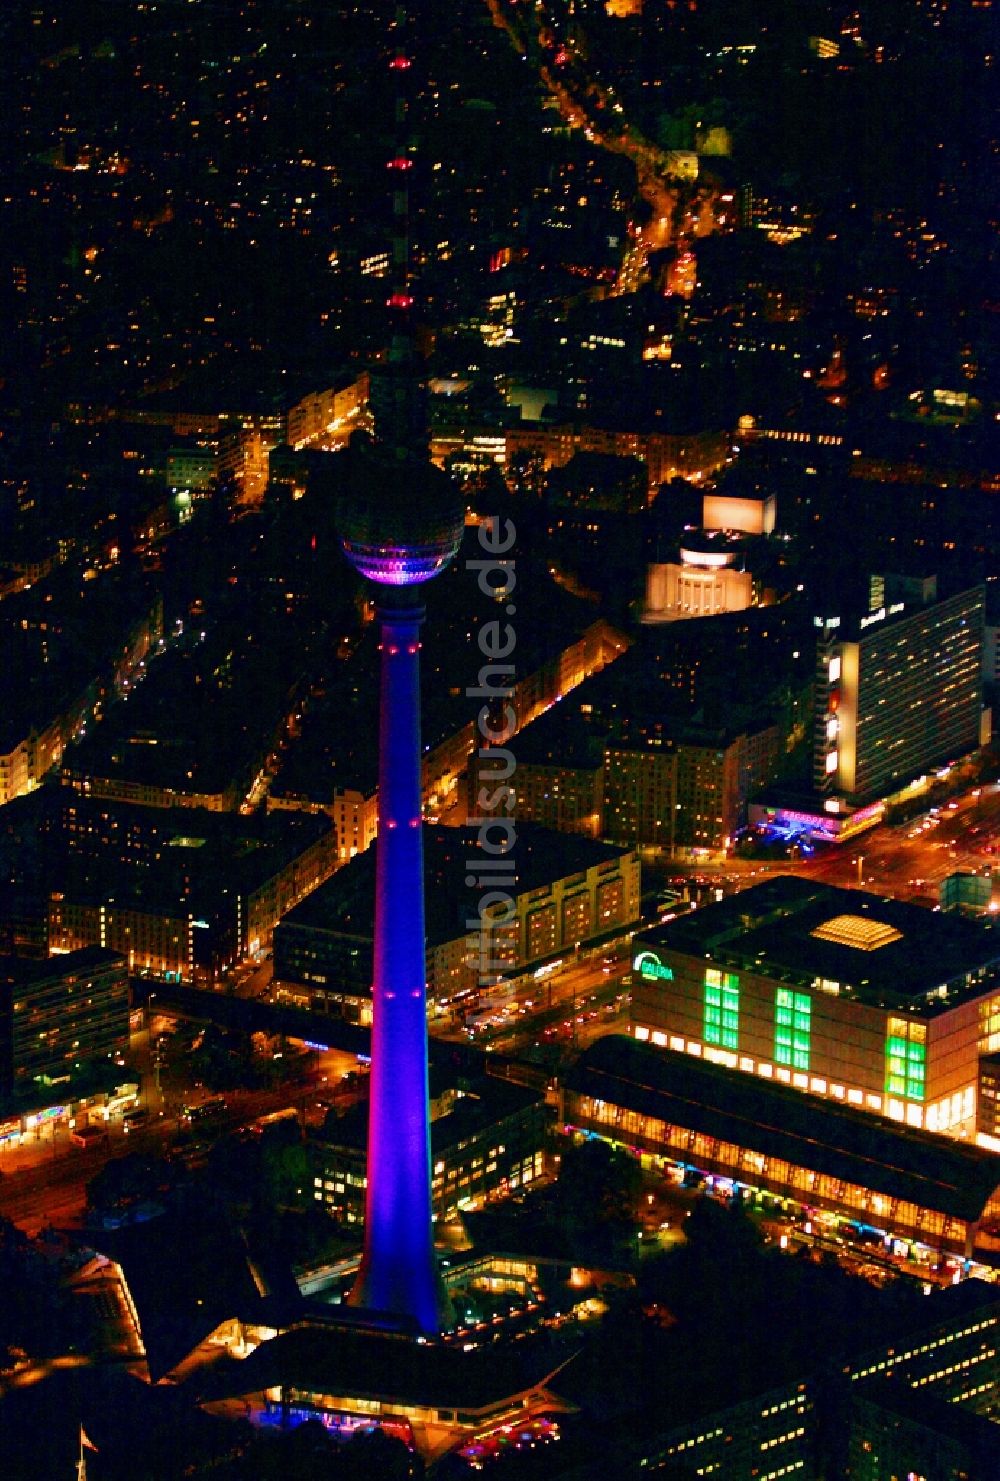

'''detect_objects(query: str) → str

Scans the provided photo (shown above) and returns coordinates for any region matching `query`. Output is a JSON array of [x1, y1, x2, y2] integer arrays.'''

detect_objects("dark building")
[[311, 1068, 548, 1228], [0, 946, 129, 1099], [635, 1284, 1000, 1481], [977, 1052, 1000, 1144], [3, 790, 338, 982], [603, 717, 781, 857], [273, 823, 640, 1021]]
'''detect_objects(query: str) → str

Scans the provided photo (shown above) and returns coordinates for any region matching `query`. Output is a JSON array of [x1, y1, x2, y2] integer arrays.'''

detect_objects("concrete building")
[[644, 540, 754, 624], [503, 421, 730, 498], [634, 1278, 1000, 1481], [0, 946, 129, 1099], [702, 488, 776, 536], [0, 588, 163, 807], [566, 1035, 1000, 1257], [267, 615, 626, 841], [628, 876, 1000, 1139], [984, 610, 1000, 692], [465, 680, 781, 859], [465, 707, 604, 839], [273, 823, 641, 1022], [814, 581, 984, 806], [39, 795, 339, 981], [603, 719, 781, 856], [286, 373, 369, 451], [311, 1069, 548, 1227], [166, 442, 217, 496]]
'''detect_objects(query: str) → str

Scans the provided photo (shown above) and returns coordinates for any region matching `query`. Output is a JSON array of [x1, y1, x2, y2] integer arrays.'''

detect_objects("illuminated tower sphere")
[[339, 434, 463, 1334], [339, 433, 463, 588]]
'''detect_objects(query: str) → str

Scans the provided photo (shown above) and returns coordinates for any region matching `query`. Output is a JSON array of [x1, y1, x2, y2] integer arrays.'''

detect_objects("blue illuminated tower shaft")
[[348, 598, 452, 1332]]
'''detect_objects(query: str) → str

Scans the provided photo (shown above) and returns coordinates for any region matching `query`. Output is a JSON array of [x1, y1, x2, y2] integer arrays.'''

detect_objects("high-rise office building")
[[814, 580, 984, 806]]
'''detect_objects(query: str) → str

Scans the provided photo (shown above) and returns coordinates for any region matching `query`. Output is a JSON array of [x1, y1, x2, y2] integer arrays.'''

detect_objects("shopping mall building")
[[564, 1035, 1000, 1260], [629, 876, 1000, 1141]]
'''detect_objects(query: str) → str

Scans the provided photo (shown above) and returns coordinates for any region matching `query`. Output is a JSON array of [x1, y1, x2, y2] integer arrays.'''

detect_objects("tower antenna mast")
[[338, 0, 461, 1335]]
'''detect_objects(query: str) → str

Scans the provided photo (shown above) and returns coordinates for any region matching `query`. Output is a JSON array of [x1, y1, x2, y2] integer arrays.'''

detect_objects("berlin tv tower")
[[338, 5, 462, 1334]]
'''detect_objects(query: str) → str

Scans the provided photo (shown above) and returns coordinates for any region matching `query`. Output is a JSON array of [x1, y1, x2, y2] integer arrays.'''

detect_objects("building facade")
[[629, 877, 1000, 1139], [43, 797, 338, 981], [273, 825, 641, 1021], [603, 721, 780, 856], [565, 1036, 1000, 1259], [814, 584, 984, 806], [643, 554, 753, 623], [311, 1075, 548, 1227], [0, 595, 163, 808], [503, 422, 730, 497], [639, 1289, 1000, 1481], [0, 946, 129, 1098]]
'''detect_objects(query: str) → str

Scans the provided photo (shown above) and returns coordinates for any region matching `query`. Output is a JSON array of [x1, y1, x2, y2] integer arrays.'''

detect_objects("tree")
[[86, 1152, 174, 1216], [506, 447, 547, 500], [0, 1217, 71, 1363], [637, 1196, 765, 1327], [259, 1122, 310, 1210], [338, 1429, 424, 1481], [551, 1137, 643, 1262]]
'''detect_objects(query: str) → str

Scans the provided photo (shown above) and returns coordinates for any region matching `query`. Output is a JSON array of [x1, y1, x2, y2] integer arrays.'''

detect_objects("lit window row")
[[760, 1427, 805, 1451], [851, 1316, 999, 1380], [760, 1397, 808, 1419]]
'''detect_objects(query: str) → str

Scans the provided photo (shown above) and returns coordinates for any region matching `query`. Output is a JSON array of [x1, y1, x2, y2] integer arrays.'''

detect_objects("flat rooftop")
[[0, 945, 124, 987], [314, 1072, 543, 1154], [280, 822, 634, 949], [199, 1321, 565, 1416], [634, 875, 1000, 1014], [507, 704, 605, 770], [25, 791, 334, 914], [568, 1035, 1000, 1224]]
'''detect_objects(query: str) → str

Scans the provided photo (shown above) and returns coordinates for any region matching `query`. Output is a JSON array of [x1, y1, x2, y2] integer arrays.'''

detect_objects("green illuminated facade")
[[630, 878, 1000, 1138], [775, 988, 811, 1071], [885, 1019, 926, 1102], [704, 968, 739, 1050]]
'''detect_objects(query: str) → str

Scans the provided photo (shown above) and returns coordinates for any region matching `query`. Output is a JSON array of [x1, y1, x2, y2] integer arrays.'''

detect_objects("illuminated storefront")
[[565, 1036, 1000, 1257]]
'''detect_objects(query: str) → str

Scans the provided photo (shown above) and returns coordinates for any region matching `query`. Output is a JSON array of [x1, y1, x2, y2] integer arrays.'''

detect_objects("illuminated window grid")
[[885, 1036, 926, 1101], [704, 967, 739, 1051], [774, 988, 811, 1071], [885, 1016, 926, 1101]]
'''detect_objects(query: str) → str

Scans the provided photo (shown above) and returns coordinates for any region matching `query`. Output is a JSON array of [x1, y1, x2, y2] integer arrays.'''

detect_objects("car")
[[122, 1108, 151, 1134], [70, 1125, 109, 1149]]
